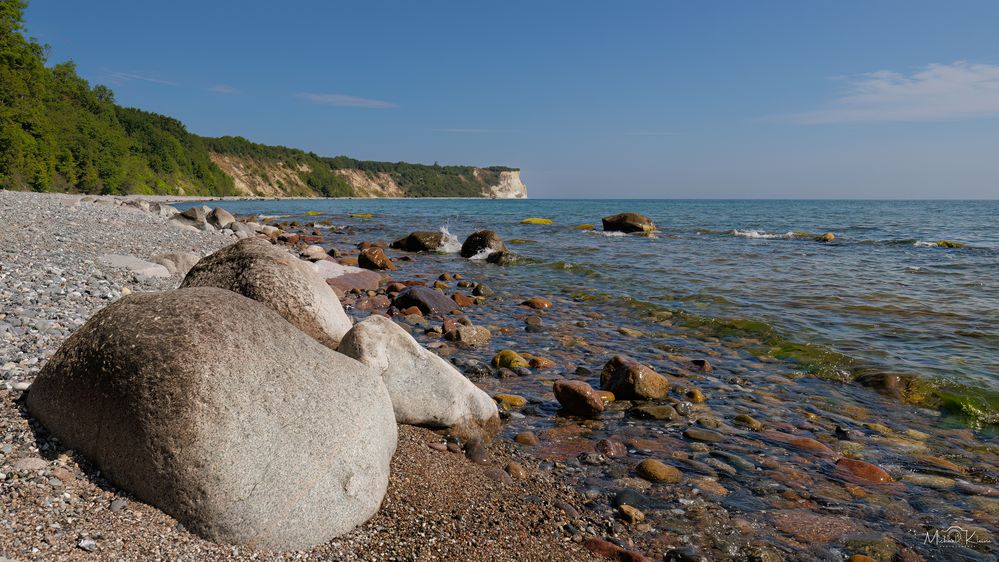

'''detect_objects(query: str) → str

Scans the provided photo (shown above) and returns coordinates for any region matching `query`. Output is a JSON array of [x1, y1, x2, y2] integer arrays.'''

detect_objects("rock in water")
[[337, 315, 499, 442], [601, 212, 656, 233], [459, 230, 507, 258], [390, 231, 446, 252], [552, 379, 604, 418], [181, 238, 352, 348], [26, 287, 397, 550], [312, 260, 383, 293], [391, 286, 458, 315], [600, 355, 670, 400]]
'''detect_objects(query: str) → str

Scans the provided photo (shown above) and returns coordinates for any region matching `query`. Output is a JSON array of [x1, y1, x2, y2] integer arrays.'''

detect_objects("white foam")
[[468, 248, 497, 261], [914, 240, 937, 247], [733, 229, 786, 239], [438, 225, 462, 253]]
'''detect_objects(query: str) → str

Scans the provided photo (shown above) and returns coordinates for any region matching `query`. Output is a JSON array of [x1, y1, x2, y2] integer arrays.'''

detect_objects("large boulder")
[[338, 315, 499, 441], [390, 231, 446, 252], [601, 212, 656, 233], [181, 238, 352, 348], [392, 286, 458, 315], [600, 355, 670, 399], [26, 287, 397, 550], [459, 230, 507, 259], [312, 260, 383, 293]]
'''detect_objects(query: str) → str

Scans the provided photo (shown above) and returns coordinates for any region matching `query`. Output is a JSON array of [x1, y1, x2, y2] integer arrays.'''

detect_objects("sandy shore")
[[0, 191, 597, 561]]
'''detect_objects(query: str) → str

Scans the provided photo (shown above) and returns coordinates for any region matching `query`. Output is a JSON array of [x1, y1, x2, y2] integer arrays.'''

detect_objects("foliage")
[[326, 156, 518, 198]]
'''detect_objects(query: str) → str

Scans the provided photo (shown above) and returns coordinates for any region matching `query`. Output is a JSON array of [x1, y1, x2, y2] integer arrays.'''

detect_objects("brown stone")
[[452, 292, 475, 307], [552, 380, 604, 418], [522, 297, 553, 309], [529, 356, 556, 369], [600, 355, 669, 400], [762, 430, 836, 456], [636, 459, 681, 483], [358, 247, 396, 271], [834, 458, 893, 484], [514, 431, 540, 445]]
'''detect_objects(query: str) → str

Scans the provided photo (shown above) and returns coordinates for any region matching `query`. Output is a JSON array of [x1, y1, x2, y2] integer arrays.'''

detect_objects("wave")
[[732, 229, 795, 240]]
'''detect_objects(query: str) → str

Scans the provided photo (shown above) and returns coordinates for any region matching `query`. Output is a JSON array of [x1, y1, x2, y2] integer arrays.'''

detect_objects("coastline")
[[0, 191, 599, 561], [2, 191, 997, 561]]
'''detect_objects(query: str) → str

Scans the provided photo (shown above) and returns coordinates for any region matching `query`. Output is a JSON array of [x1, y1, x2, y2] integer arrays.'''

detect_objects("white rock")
[[338, 315, 499, 442]]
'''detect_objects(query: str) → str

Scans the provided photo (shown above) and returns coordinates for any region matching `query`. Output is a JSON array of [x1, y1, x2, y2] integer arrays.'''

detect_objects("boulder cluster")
[[26, 236, 499, 550]]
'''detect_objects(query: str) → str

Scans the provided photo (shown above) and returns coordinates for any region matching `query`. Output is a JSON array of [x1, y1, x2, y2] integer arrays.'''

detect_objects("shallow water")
[[192, 199, 999, 401], [178, 198, 999, 559]]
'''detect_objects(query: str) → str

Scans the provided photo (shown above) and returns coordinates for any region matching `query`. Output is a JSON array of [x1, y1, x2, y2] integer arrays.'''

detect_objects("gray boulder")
[[26, 287, 397, 550], [228, 221, 256, 239], [338, 314, 499, 442], [170, 207, 214, 231], [151, 251, 201, 277], [207, 207, 236, 229], [181, 239, 352, 348]]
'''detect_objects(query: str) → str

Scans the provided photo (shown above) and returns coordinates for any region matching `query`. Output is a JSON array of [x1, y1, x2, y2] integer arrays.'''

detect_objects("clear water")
[[190, 198, 999, 398]]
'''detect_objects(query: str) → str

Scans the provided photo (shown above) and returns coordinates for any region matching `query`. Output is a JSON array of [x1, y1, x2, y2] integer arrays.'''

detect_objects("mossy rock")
[[521, 217, 553, 225], [936, 240, 963, 248], [494, 394, 528, 409], [508, 239, 534, 245], [492, 350, 528, 369], [575, 224, 595, 231], [350, 213, 375, 219], [305, 211, 322, 216]]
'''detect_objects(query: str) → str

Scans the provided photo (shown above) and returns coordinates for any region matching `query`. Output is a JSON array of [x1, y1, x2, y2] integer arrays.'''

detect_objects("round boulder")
[[181, 238, 353, 348], [26, 287, 397, 550]]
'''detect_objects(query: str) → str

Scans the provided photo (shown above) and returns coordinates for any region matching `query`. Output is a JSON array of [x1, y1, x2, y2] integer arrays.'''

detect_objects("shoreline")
[[2, 191, 997, 561]]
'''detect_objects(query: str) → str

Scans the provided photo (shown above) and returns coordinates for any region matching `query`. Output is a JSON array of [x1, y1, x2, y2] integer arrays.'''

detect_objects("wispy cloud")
[[104, 70, 176, 86], [296, 92, 397, 109], [434, 128, 514, 134], [209, 84, 239, 94], [783, 61, 999, 124]]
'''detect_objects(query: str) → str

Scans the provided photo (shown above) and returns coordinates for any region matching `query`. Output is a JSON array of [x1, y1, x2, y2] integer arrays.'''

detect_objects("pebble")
[[733, 414, 763, 431], [618, 504, 645, 524], [595, 439, 628, 459], [514, 431, 540, 446], [552, 379, 605, 418], [464, 439, 489, 464], [494, 394, 527, 409], [78, 538, 97, 552], [483, 466, 513, 485], [491, 350, 528, 369], [682, 428, 725, 443], [834, 458, 893, 484], [505, 462, 528, 480], [630, 404, 678, 420], [110, 498, 129, 512], [13, 457, 48, 471], [522, 297, 553, 309], [636, 459, 682, 483]]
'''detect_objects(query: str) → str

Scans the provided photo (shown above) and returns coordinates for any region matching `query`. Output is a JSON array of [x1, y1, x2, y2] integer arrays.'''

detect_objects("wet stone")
[[683, 428, 725, 443], [636, 459, 682, 483]]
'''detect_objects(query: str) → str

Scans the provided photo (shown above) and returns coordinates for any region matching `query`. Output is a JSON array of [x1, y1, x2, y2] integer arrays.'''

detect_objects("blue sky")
[[23, 1, 999, 198]]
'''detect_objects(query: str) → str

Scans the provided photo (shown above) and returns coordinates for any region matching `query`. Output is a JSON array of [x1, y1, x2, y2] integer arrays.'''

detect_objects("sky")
[[22, 1, 999, 198]]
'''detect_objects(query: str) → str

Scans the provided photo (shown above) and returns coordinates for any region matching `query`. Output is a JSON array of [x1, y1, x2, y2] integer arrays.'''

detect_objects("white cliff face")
[[485, 170, 528, 199]]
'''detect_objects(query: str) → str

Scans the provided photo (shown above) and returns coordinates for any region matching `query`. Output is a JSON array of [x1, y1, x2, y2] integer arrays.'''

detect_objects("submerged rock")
[[27, 287, 397, 550], [337, 314, 499, 442], [312, 260, 383, 293], [492, 350, 528, 369], [602, 212, 656, 233], [181, 238, 353, 348]]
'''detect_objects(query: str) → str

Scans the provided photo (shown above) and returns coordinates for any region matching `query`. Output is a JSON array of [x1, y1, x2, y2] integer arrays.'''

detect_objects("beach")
[[1, 191, 997, 561]]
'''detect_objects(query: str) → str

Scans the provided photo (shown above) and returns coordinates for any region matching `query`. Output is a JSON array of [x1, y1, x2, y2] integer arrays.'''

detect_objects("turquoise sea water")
[[184, 198, 999, 420]]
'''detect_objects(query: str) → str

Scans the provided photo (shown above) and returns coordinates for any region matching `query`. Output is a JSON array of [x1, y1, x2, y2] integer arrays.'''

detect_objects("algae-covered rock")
[[520, 217, 553, 225], [492, 349, 528, 369]]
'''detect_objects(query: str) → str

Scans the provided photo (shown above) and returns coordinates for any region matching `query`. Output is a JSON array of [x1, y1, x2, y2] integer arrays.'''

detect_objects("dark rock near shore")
[[26, 287, 397, 550], [602, 212, 656, 233], [600, 355, 670, 400], [460, 230, 507, 258], [392, 286, 459, 315], [391, 231, 446, 252]]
